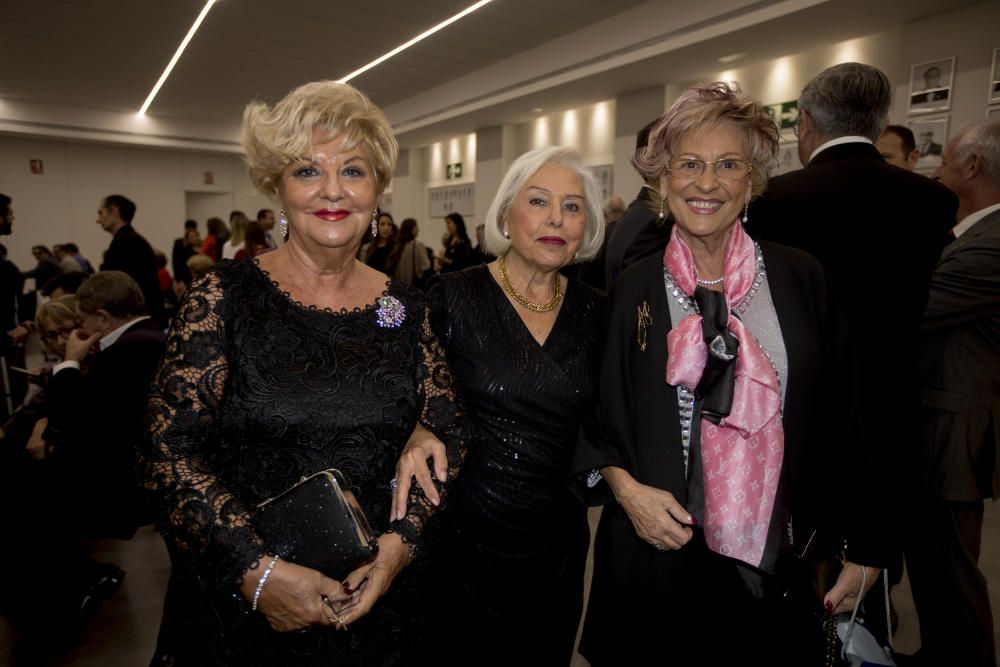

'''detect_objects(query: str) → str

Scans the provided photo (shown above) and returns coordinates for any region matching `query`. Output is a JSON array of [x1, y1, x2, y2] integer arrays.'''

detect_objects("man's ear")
[[906, 149, 920, 170]]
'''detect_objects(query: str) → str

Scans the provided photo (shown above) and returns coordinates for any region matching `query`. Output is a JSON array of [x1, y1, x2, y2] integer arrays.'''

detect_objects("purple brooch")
[[376, 295, 406, 328]]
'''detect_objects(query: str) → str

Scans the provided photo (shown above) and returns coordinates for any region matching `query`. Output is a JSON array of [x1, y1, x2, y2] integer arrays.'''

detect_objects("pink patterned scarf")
[[664, 223, 783, 570]]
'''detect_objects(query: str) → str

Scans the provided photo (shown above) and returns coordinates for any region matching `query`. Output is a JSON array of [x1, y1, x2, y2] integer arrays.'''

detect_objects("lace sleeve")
[[140, 271, 265, 589], [387, 304, 469, 549]]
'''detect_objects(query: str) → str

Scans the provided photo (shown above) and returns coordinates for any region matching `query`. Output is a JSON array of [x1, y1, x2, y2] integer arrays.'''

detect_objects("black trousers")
[[905, 496, 996, 667]]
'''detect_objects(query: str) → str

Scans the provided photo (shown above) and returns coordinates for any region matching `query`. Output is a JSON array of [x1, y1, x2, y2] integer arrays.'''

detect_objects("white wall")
[[0, 136, 271, 276]]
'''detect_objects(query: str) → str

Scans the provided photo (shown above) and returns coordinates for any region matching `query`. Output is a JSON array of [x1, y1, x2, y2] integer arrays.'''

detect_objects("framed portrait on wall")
[[771, 141, 800, 175], [989, 48, 1000, 104], [908, 57, 955, 114], [908, 115, 949, 174]]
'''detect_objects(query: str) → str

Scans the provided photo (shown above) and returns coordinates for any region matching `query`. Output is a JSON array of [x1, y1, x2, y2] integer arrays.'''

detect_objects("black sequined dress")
[[140, 259, 466, 666], [426, 265, 603, 665]]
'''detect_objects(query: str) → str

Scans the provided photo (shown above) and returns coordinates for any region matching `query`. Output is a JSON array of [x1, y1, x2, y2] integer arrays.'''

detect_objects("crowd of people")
[[0, 59, 997, 667]]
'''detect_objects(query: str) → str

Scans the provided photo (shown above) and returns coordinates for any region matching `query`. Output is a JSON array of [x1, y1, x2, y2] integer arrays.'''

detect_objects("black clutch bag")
[[254, 469, 379, 581]]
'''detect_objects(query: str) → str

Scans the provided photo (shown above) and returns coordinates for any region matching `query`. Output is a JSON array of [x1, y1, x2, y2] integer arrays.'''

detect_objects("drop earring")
[[658, 198, 665, 220], [742, 199, 750, 225], [279, 209, 289, 239], [371, 211, 378, 238], [503, 227, 510, 239]]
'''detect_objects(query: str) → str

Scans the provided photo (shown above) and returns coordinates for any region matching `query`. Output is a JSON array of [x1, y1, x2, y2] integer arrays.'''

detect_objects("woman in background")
[[436, 212, 472, 273], [365, 211, 398, 273], [391, 218, 432, 288], [222, 213, 250, 259], [201, 216, 227, 262]]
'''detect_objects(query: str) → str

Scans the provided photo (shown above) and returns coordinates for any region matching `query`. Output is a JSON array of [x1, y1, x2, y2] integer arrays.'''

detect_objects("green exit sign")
[[446, 162, 463, 179]]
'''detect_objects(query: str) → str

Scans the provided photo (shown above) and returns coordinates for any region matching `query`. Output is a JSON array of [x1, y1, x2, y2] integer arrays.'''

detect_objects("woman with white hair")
[[393, 146, 605, 663]]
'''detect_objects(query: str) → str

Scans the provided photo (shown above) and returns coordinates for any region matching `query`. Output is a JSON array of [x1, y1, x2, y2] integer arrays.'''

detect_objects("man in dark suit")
[[604, 119, 670, 287], [749, 63, 957, 634], [905, 120, 1000, 667], [44, 271, 165, 539], [97, 194, 166, 327]]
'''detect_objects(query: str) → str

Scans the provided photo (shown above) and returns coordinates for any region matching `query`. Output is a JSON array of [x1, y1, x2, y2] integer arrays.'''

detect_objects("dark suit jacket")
[[44, 318, 166, 538], [749, 141, 957, 484], [604, 186, 671, 287], [571, 242, 884, 663], [919, 209, 1000, 501], [102, 224, 166, 327]]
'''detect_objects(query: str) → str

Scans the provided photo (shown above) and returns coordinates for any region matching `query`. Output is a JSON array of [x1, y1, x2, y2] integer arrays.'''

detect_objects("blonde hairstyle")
[[187, 254, 214, 277], [242, 81, 398, 197], [229, 213, 249, 246], [633, 82, 779, 198], [483, 146, 605, 262], [36, 295, 79, 357]]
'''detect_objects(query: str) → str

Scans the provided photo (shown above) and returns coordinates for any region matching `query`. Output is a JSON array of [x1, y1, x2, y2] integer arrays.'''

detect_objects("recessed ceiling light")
[[339, 0, 493, 83], [717, 52, 747, 64], [138, 0, 219, 115]]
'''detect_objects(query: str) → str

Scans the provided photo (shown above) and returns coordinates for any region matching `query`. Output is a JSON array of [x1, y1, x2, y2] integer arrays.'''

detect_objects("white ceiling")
[[0, 0, 983, 151]]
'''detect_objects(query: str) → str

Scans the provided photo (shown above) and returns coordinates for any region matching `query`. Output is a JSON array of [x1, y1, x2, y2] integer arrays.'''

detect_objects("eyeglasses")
[[667, 158, 751, 181], [42, 326, 76, 341]]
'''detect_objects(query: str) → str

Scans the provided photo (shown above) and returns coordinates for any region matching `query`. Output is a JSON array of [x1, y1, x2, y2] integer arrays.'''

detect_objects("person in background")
[[96, 194, 167, 328], [201, 216, 227, 262], [234, 220, 271, 260], [391, 217, 433, 288], [52, 245, 83, 273], [257, 208, 278, 249], [365, 211, 399, 273], [185, 253, 213, 280], [172, 220, 198, 284], [877, 124, 920, 171], [22, 246, 62, 292], [396, 146, 605, 664], [905, 120, 1000, 667], [436, 212, 472, 273], [172, 227, 201, 290], [222, 212, 249, 259]]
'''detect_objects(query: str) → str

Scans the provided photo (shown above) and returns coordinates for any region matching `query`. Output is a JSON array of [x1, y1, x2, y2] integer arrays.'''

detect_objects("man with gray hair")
[[750, 62, 957, 639], [905, 121, 1000, 667]]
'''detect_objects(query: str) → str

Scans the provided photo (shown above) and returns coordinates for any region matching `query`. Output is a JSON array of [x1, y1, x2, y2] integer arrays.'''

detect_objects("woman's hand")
[[824, 561, 880, 615], [239, 559, 351, 632], [391, 423, 447, 521], [603, 466, 695, 551], [338, 533, 411, 627]]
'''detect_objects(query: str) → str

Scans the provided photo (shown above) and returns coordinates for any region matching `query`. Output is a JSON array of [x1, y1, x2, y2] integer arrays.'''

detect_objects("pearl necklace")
[[497, 253, 562, 313], [696, 276, 725, 286]]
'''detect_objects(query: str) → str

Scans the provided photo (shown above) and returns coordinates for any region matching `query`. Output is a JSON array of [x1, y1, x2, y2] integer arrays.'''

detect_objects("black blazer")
[[44, 318, 166, 538], [102, 224, 167, 327], [749, 142, 957, 469], [571, 242, 885, 662], [918, 209, 1000, 501], [603, 186, 670, 288]]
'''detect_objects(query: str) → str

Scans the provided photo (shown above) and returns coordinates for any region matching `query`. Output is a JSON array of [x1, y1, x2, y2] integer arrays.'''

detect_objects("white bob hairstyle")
[[482, 146, 605, 262]]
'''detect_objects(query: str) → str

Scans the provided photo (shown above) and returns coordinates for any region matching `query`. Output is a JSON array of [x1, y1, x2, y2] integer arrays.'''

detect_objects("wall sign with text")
[[429, 183, 475, 218]]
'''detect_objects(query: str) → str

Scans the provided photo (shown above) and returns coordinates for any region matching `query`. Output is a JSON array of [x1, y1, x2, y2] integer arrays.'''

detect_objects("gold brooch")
[[637, 301, 652, 352]]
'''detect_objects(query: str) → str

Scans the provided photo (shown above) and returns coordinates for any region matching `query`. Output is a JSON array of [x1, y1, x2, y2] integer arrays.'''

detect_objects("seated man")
[[44, 270, 165, 540]]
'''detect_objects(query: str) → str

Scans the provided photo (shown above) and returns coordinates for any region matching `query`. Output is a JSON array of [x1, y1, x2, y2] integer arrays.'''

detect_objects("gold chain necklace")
[[497, 253, 562, 313]]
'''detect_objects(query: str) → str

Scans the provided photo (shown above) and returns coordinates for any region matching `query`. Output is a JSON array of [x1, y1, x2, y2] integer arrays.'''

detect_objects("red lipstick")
[[538, 236, 566, 245], [314, 208, 350, 221]]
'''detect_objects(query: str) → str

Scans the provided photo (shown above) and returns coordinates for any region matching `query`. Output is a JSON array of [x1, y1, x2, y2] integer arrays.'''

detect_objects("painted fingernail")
[[688, 515, 697, 525], [824, 600, 833, 613]]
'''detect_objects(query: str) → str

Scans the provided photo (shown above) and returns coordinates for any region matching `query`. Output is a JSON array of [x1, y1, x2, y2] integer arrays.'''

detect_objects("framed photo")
[[987, 107, 1000, 121], [990, 48, 1000, 104], [771, 141, 800, 175], [908, 116, 949, 174], [908, 57, 955, 114]]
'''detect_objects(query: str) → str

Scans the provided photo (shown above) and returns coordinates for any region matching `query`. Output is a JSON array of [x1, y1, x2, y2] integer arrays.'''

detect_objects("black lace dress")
[[425, 265, 603, 665], [140, 259, 466, 666]]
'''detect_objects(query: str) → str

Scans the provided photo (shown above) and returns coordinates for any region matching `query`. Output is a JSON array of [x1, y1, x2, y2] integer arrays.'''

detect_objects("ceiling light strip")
[[138, 0, 219, 115], [338, 0, 493, 84]]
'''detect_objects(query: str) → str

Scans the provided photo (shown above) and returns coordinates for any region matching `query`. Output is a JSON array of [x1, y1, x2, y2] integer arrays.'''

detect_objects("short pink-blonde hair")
[[632, 82, 779, 198]]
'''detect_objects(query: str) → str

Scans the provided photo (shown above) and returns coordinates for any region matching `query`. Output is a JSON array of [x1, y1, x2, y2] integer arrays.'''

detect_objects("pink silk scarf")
[[663, 223, 784, 569]]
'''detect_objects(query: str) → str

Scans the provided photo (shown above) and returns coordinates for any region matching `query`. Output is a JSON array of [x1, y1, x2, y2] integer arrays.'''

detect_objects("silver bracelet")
[[251, 555, 280, 612]]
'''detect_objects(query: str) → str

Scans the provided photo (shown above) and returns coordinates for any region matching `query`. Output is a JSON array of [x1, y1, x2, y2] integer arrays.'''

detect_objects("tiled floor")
[[2, 503, 998, 666]]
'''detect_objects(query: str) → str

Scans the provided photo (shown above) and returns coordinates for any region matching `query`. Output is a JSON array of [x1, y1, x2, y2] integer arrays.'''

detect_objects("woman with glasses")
[[571, 82, 886, 665]]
